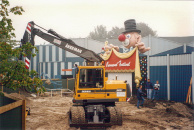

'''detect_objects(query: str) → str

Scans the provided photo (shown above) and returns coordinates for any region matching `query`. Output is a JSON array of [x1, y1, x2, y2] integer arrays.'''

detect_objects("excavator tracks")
[[114, 106, 122, 125], [107, 107, 117, 124], [107, 106, 122, 125], [69, 106, 122, 128], [69, 106, 86, 124], [77, 106, 86, 124], [69, 106, 79, 124]]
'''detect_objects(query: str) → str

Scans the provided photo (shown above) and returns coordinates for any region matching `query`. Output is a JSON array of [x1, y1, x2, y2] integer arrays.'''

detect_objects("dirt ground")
[[22, 92, 194, 130]]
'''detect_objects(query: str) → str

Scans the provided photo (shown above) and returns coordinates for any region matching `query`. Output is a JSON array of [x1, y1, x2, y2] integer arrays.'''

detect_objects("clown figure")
[[118, 19, 150, 53]]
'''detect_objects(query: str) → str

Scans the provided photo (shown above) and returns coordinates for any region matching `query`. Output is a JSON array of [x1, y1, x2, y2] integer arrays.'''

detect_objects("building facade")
[[142, 36, 194, 102], [30, 36, 194, 103]]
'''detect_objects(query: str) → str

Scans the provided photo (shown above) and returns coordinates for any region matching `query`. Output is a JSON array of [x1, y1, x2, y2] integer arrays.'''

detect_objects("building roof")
[[160, 36, 194, 45], [94, 38, 121, 46], [90, 36, 194, 46], [151, 45, 194, 57]]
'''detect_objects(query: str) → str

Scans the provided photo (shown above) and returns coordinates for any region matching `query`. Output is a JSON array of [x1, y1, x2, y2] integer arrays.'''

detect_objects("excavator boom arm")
[[20, 21, 103, 69]]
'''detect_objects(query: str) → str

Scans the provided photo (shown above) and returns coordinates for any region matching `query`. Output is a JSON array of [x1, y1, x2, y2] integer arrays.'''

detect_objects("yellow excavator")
[[69, 66, 126, 127], [20, 22, 127, 127]]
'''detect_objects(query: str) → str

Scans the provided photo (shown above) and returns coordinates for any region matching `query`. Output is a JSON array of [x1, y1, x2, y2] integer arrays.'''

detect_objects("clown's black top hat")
[[122, 19, 141, 34]]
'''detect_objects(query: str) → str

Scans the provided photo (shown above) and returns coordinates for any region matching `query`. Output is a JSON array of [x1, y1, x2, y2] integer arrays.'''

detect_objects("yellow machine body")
[[73, 66, 127, 103]]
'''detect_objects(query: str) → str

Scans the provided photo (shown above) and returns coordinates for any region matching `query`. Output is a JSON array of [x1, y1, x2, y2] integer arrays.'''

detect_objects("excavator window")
[[79, 68, 103, 88]]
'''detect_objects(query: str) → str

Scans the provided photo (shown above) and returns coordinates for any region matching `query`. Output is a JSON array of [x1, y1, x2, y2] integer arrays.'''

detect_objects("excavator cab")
[[73, 66, 106, 101], [79, 68, 104, 88]]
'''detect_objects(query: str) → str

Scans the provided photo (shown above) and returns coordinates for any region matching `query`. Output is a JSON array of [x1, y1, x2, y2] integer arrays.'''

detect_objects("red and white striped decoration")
[[25, 57, 30, 69], [26, 23, 31, 34], [127, 98, 130, 102]]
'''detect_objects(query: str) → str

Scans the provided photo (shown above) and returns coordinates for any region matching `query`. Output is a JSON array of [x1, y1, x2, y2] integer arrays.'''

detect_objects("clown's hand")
[[109, 44, 119, 52], [135, 42, 151, 53]]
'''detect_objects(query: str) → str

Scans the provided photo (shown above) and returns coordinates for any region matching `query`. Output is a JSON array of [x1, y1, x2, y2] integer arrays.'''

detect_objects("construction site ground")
[[19, 92, 194, 130]]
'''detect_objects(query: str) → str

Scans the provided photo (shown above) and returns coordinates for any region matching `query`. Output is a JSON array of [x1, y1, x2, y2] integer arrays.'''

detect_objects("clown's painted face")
[[118, 31, 150, 53], [118, 32, 141, 49], [124, 32, 140, 49]]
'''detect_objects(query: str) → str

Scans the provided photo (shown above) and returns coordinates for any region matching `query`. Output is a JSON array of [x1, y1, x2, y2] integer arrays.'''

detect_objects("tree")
[[0, 0, 43, 92], [88, 22, 157, 39], [88, 25, 108, 39], [107, 26, 124, 39], [137, 22, 157, 37]]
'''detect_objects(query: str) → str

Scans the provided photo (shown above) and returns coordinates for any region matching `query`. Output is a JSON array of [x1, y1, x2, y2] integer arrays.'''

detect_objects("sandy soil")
[[24, 92, 194, 130]]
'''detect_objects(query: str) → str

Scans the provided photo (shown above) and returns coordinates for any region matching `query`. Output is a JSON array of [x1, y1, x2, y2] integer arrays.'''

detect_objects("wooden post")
[[186, 85, 191, 103], [67, 79, 68, 90], [189, 94, 191, 104], [22, 100, 26, 130], [189, 77, 192, 104], [186, 78, 192, 103], [61, 89, 62, 97]]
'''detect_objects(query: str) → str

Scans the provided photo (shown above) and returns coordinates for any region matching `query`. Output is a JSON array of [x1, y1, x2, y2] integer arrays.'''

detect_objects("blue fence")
[[170, 65, 192, 102], [150, 66, 167, 100], [150, 65, 192, 102]]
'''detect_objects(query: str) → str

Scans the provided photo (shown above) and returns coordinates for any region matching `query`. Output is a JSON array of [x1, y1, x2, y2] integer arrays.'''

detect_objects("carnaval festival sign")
[[101, 47, 142, 86], [105, 49, 136, 72], [101, 47, 139, 73]]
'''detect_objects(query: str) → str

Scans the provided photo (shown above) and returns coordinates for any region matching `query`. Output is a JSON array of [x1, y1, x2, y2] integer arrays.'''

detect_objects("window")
[[79, 68, 104, 88]]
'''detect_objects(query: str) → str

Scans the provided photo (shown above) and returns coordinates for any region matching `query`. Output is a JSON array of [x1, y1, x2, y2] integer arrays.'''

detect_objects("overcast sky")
[[10, 0, 194, 44]]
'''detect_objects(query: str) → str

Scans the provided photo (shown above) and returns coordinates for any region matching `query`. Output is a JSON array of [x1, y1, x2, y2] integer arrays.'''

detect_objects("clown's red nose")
[[118, 34, 126, 42]]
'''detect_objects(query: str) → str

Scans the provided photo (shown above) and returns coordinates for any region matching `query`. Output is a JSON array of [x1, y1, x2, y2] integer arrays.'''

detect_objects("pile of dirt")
[[129, 96, 156, 108], [130, 96, 194, 119], [166, 102, 194, 118]]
